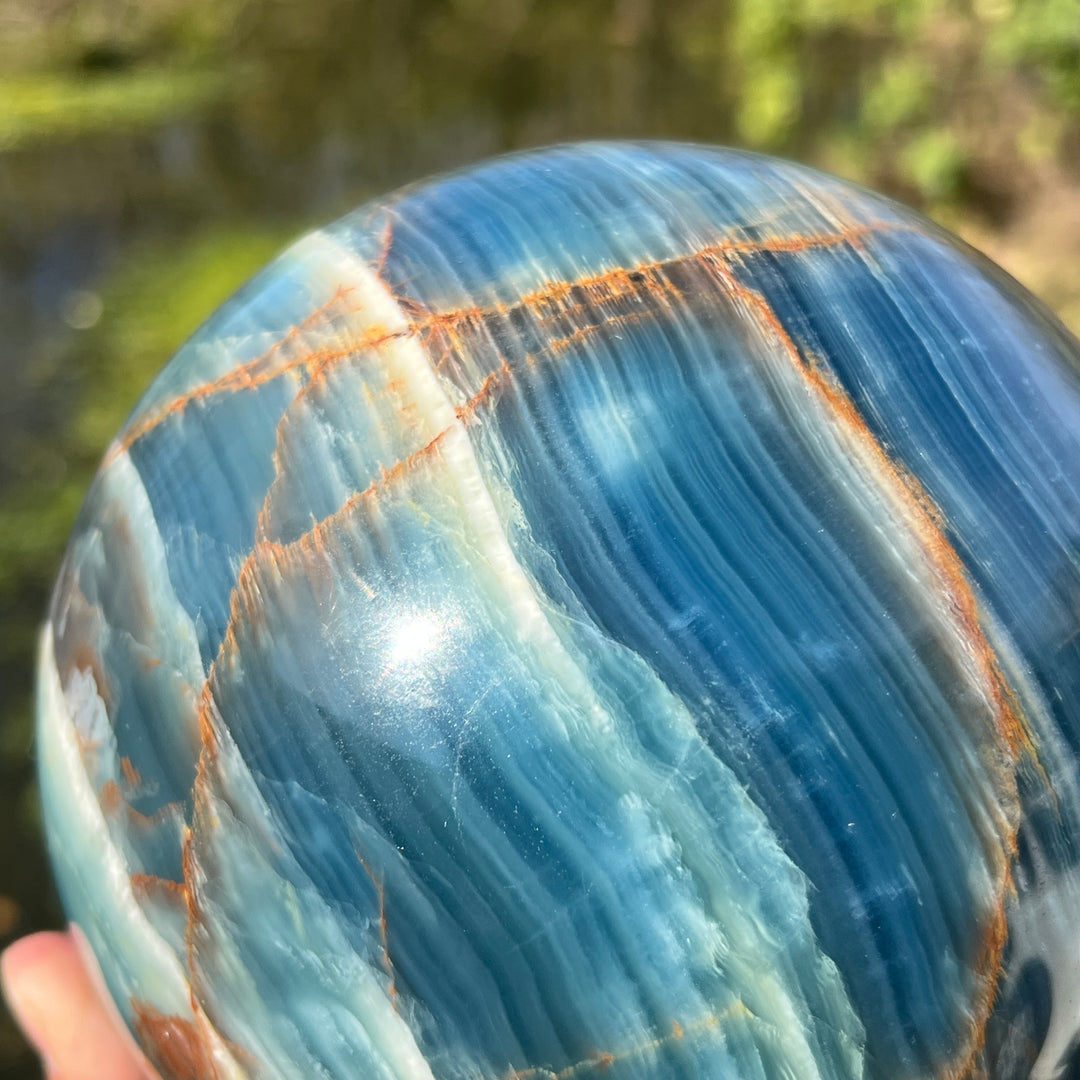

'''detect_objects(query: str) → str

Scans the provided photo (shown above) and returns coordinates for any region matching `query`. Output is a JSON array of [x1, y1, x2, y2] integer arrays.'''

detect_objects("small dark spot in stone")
[[628, 271, 646, 284]]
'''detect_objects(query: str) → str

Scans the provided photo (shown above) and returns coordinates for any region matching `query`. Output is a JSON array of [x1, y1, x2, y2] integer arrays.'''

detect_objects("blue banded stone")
[[37, 142, 1080, 1080]]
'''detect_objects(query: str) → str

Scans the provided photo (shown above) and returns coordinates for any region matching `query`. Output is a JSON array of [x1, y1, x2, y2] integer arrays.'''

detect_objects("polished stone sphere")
[[38, 142, 1080, 1079]]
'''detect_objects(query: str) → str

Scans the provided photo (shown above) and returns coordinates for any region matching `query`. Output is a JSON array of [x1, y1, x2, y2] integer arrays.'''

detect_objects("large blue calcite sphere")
[[38, 143, 1080, 1079]]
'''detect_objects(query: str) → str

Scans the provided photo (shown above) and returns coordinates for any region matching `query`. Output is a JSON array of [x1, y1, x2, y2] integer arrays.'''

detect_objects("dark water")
[[1, 1, 1076, 1075]]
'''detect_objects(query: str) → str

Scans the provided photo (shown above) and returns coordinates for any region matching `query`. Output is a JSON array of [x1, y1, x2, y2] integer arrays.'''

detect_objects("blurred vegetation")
[[1, 0, 1079, 1074]]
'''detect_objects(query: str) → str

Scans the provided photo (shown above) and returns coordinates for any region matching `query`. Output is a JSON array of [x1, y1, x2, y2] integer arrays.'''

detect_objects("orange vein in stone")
[[504, 1008, 738, 1079], [704, 248, 1030, 756], [108, 220, 913, 461], [130, 999, 227, 1080], [106, 285, 360, 462], [181, 819, 202, 1013], [208, 221, 912, 685], [98, 779, 184, 829], [253, 324, 412, 543], [182, 358, 490, 1021], [355, 850, 397, 1010], [702, 248, 1024, 1080], [421, 222, 901, 368], [177, 248, 405, 1007], [945, 864, 1014, 1080], [543, 310, 655, 355], [130, 872, 188, 905], [178, 216, 920, 1034], [254, 364, 509, 576], [507, 219, 897, 316], [199, 353, 512, 782], [119, 755, 142, 788]]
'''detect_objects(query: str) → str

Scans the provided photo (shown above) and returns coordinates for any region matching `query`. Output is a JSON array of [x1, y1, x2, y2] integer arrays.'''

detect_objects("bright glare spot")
[[385, 612, 443, 669]]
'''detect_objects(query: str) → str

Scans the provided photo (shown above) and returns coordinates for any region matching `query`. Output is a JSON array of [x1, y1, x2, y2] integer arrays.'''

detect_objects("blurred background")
[[1, 0, 1078, 1075]]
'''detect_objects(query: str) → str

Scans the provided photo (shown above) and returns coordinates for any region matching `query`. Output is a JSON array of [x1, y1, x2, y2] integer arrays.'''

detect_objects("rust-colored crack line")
[[497, 217, 903, 320], [705, 250, 1031, 759], [181, 814, 202, 1002], [212, 360, 511, 665], [180, 362, 509, 967], [98, 780, 186, 832], [130, 999, 231, 1080], [703, 249, 1025, 1080], [181, 358, 518, 987], [195, 218, 917, 747], [171, 280, 401, 1038], [105, 219, 914, 464], [265, 357, 510, 566], [941, 866, 1013, 1080], [253, 324, 413, 544], [504, 1008, 735, 1079], [181, 352, 520, 1023], [130, 872, 188, 905], [119, 755, 142, 787], [355, 849, 398, 1011], [105, 284, 361, 463], [93, 776, 245, 1077], [168, 688, 271, 1080], [177, 677, 240, 1040], [420, 219, 907, 369], [175, 212, 971, 1067]]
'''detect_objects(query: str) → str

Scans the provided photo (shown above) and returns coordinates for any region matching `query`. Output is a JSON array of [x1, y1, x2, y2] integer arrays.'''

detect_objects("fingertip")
[[1, 928, 77, 983], [1, 930, 151, 1080], [1, 932, 73, 1071]]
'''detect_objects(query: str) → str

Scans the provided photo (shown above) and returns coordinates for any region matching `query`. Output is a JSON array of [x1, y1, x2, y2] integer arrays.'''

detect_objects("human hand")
[[1, 930, 157, 1080]]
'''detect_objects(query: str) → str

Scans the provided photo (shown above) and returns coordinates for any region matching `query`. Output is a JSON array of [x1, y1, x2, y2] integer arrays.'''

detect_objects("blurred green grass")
[[0, 67, 224, 150]]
